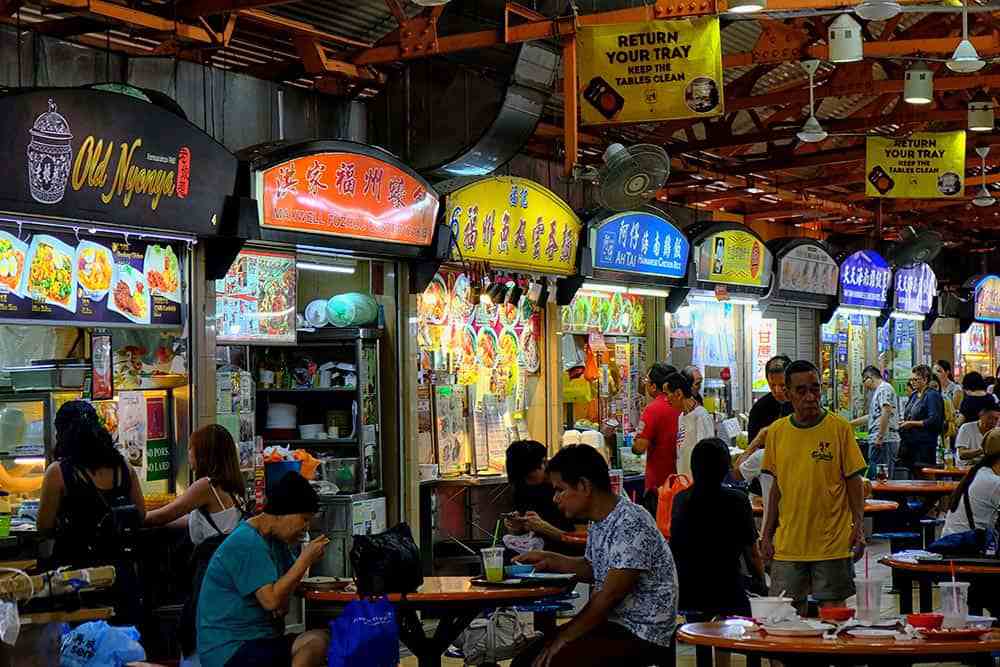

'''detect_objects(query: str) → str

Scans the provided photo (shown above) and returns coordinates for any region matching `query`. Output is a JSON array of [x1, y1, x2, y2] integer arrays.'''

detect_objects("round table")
[[678, 619, 1000, 667], [921, 466, 970, 480], [751, 499, 898, 516], [871, 480, 959, 517], [305, 576, 571, 667], [881, 557, 1000, 616]]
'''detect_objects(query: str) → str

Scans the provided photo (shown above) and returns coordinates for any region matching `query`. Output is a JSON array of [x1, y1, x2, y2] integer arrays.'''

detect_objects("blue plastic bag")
[[60, 620, 146, 667], [327, 598, 399, 667]]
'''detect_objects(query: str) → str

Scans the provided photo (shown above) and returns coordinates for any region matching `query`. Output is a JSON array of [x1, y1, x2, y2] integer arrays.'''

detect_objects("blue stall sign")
[[591, 211, 689, 279], [839, 250, 891, 311], [894, 262, 936, 315]]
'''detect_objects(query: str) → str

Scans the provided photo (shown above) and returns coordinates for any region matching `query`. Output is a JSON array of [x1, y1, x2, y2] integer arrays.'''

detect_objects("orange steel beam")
[[44, 0, 224, 43], [563, 37, 578, 178], [238, 9, 373, 49], [294, 37, 385, 82], [175, 0, 297, 19]]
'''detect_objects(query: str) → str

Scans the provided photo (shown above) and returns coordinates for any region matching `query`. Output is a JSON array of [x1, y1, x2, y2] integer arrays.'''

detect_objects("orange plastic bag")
[[583, 344, 599, 382], [656, 474, 691, 540]]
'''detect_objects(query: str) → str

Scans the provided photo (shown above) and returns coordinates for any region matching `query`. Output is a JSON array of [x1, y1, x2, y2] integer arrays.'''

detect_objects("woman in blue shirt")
[[900, 365, 944, 476]]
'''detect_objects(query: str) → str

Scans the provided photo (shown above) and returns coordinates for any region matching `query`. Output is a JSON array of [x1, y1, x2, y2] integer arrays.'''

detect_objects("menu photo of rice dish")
[[0, 230, 27, 297], [21, 234, 77, 312]]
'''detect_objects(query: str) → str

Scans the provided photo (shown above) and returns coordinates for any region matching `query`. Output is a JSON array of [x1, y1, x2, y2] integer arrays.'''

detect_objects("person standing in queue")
[[959, 372, 997, 426], [682, 365, 704, 405], [663, 373, 715, 478], [36, 400, 145, 623], [850, 366, 901, 480], [197, 472, 330, 667], [935, 360, 963, 412], [632, 363, 681, 517], [735, 355, 792, 509], [760, 360, 867, 616], [899, 365, 945, 475]]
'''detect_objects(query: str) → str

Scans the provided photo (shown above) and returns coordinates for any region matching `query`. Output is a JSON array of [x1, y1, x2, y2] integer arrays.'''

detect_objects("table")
[[871, 480, 959, 517], [750, 499, 899, 516], [921, 466, 970, 480], [678, 619, 1000, 667], [882, 557, 1000, 615], [305, 576, 570, 667]]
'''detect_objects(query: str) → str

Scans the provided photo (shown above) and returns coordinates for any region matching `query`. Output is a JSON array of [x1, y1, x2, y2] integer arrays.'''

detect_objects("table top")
[[882, 557, 1000, 576], [751, 499, 898, 516], [871, 480, 959, 495], [21, 607, 113, 626], [561, 531, 587, 546], [304, 576, 569, 605], [678, 620, 1000, 655], [921, 467, 971, 479]]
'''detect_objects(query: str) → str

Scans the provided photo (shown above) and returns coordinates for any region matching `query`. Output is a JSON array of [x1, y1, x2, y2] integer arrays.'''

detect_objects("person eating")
[[197, 472, 330, 667], [512, 445, 676, 667], [956, 404, 1000, 465], [503, 439, 574, 550]]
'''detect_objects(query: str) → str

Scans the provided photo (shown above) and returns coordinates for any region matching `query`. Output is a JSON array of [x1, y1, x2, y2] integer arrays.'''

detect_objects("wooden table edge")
[[881, 557, 1000, 576], [304, 585, 570, 604]]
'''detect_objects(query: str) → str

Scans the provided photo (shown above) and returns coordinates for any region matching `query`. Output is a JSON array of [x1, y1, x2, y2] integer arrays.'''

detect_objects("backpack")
[[350, 522, 423, 596], [656, 474, 691, 540]]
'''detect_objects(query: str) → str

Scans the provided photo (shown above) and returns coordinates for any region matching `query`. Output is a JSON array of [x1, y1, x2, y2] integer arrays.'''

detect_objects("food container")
[[907, 613, 944, 629], [820, 607, 856, 622], [965, 615, 996, 629], [7, 359, 87, 391], [322, 458, 359, 494], [27, 99, 73, 204], [325, 410, 351, 435], [505, 565, 534, 578], [300, 576, 351, 592], [299, 424, 324, 440], [266, 403, 297, 429], [750, 597, 796, 624]]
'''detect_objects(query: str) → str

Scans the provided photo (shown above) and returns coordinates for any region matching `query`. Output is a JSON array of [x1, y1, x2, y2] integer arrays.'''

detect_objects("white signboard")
[[779, 244, 838, 296]]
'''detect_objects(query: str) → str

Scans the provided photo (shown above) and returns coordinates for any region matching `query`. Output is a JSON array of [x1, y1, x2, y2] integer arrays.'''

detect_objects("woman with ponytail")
[[669, 438, 762, 620], [942, 429, 1000, 538]]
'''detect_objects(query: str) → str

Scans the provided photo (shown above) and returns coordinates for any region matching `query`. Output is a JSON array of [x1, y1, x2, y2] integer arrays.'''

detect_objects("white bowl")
[[750, 597, 796, 623]]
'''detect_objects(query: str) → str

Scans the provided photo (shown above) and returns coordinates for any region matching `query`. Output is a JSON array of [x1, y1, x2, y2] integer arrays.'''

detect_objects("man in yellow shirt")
[[760, 360, 867, 614]]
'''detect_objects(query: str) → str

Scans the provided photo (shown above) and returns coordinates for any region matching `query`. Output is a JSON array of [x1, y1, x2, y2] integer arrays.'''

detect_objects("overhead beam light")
[[903, 61, 933, 105], [855, 0, 901, 21], [296, 261, 356, 274], [972, 146, 995, 207], [797, 115, 829, 143], [828, 14, 863, 63], [968, 90, 994, 132], [728, 0, 766, 13]]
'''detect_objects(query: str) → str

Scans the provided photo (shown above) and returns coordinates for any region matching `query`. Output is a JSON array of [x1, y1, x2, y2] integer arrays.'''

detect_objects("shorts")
[[769, 558, 856, 603], [226, 635, 295, 667]]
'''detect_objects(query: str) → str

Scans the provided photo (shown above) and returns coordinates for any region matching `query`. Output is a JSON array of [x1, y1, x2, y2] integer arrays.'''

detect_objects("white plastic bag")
[[461, 608, 539, 665]]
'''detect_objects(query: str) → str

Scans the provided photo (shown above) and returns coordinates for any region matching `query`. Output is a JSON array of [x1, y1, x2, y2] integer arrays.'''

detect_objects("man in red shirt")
[[633, 363, 681, 516]]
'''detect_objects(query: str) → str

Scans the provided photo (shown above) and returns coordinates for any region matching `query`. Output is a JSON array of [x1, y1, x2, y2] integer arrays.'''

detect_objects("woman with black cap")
[[197, 471, 330, 667], [36, 399, 145, 622]]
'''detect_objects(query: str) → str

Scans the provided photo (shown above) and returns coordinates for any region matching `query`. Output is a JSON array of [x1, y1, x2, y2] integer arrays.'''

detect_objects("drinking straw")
[[492, 519, 502, 547], [950, 560, 958, 615]]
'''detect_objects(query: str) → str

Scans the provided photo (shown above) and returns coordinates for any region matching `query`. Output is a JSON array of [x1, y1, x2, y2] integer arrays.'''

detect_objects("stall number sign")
[[974, 275, 1000, 323], [577, 18, 723, 125], [839, 250, 891, 310], [591, 211, 688, 279], [865, 131, 966, 199], [447, 176, 581, 275], [894, 262, 936, 315]]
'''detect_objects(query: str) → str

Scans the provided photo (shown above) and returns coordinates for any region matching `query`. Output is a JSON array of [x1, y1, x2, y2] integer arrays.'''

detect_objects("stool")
[[513, 601, 576, 635], [920, 518, 946, 548], [871, 532, 921, 592]]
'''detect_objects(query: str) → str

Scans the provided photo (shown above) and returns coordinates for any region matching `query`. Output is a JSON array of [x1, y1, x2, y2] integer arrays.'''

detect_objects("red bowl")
[[819, 607, 856, 622], [907, 613, 944, 629]]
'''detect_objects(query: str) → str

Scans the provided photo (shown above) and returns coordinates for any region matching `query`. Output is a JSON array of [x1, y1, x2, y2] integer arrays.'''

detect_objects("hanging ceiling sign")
[[257, 151, 438, 246], [778, 243, 838, 296], [576, 17, 723, 125], [591, 211, 688, 279], [0, 88, 237, 236], [894, 262, 936, 315], [839, 250, 892, 310], [974, 275, 1000, 323], [695, 229, 771, 288], [446, 176, 581, 275], [865, 131, 966, 199]]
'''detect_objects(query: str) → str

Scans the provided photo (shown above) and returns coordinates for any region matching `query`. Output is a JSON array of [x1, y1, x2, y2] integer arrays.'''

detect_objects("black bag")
[[350, 522, 423, 596]]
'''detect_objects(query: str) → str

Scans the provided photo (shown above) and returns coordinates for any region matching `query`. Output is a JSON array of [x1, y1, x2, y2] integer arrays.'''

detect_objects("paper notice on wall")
[[118, 391, 147, 479]]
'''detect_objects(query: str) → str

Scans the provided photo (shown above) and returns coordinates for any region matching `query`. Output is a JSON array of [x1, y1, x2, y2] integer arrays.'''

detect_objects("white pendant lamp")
[[829, 15, 863, 63], [973, 147, 995, 207], [948, 1, 985, 73], [968, 91, 994, 132], [903, 62, 933, 105], [797, 60, 828, 143], [728, 0, 766, 13], [855, 0, 901, 21]]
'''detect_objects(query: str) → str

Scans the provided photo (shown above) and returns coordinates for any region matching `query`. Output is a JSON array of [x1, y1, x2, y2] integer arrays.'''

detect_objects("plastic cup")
[[0, 514, 10, 539], [940, 581, 970, 628], [854, 577, 885, 624], [481, 547, 504, 583]]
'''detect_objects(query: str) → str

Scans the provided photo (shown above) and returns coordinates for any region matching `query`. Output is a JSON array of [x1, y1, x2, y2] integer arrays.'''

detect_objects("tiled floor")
[[399, 539, 983, 666]]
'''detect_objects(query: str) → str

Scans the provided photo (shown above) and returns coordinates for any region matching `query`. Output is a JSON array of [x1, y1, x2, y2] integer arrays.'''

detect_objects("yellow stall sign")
[[447, 177, 582, 275], [577, 17, 723, 125], [865, 131, 966, 199], [696, 230, 772, 288]]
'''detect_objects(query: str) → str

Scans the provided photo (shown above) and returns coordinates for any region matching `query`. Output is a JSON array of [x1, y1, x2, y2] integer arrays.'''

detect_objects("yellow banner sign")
[[865, 131, 966, 198], [577, 18, 723, 125], [696, 230, 772, 288], [447, 177, 582, 275]]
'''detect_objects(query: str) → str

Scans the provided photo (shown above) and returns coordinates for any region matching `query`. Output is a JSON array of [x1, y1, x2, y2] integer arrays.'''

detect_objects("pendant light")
[[968, 90, 994, 132], [728, 0, 766, 13], [828, 15, 863, 63], [903, 62, 933, 105], [948, 0, 985, 73], [855, 0, 901, 21], [973, 147, 995, 207], [797, 61, 828, 143]]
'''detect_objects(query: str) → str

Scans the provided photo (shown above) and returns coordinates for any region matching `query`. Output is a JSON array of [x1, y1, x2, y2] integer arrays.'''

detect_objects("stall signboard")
[[751, 316, 777, 393], [446, 177, 581, 275], [591, 211, 688, 279], [865, 131, 966, 199], [216, 248, 296, 344], [0, 89, 237, 237], [894, 262, 936, 315], [778, 243, 838, 296], [839, 250, 891, 311], [974, 275, 1000, 323], [257, 152, 438, 246], [695, 229, 771, 288], [0, 225, 182, 328], [576, 18, 723, 125]]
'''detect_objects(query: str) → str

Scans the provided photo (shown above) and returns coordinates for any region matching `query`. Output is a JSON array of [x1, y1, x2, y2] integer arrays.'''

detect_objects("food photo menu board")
[[215, 248, 296, 344], [0, 226, 182, 327]]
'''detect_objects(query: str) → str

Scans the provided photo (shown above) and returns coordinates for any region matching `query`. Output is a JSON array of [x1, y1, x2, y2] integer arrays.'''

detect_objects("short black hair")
[[690, 438, 731, 492], [962, 371, 987, 391], [980, 402, 1000, 416], [505, 440, 547, 486], [936, 360, 953, 377], [785, 359, 819, 386], [546, 444, 611, 493], [664, 372, 692, 398], [765, 355, 791, 376], [862, 365, 882, 381], [647, 363, 673, 391], [264, 471, 319, 516]]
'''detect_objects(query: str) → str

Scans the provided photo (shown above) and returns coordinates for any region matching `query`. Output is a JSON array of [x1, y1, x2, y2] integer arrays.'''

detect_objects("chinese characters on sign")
[[839, 250, 892, 310], [752, 317, 776, 392], [974, 275, 1000, 323], [258, 152, 438, 246], [894, 262, 936, 315], [591, 211, 689, 279], [446, 177, 582, 275]]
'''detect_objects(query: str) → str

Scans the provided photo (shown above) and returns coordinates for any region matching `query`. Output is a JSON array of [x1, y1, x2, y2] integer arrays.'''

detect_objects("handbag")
[[349, 522, 423, 596], [327, 597, 399, 667], [928, 488, 995, 556], [461, 608, 539, 665]]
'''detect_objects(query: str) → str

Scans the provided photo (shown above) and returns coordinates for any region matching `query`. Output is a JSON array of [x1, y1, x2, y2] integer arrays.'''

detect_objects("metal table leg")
[[896, 572, 914, 614], [397, 608, 479, 667], [918, 577, 933, 613]]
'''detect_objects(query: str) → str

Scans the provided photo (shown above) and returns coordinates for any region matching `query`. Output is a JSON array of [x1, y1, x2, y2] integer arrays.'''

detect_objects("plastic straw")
[[493, 519, 501, 547], [951, 561, 958, 614]]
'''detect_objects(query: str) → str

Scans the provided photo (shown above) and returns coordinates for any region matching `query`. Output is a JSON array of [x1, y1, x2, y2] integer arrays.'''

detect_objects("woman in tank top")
[[145, 424, 245, 542]]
